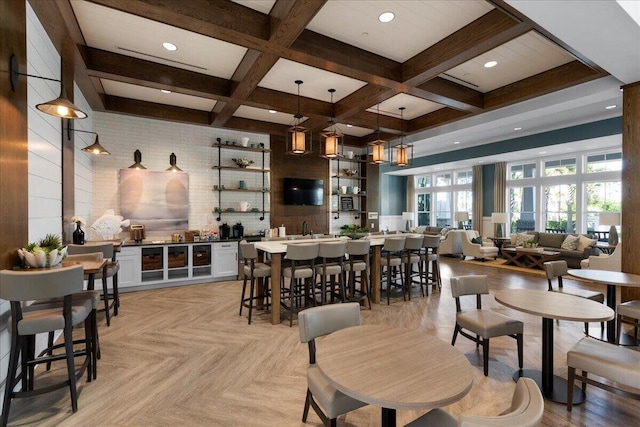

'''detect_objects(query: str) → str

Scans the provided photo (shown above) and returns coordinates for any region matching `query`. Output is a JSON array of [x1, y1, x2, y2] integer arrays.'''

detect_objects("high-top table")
[[316, 325, 473, 427], [495, 289, 613, 404], [567, 269, 640, 345]]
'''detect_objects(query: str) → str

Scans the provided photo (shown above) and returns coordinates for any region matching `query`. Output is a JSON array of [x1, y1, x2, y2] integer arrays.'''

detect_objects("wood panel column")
[[0, 0, 28, 269], [621, 81, 640, 301]]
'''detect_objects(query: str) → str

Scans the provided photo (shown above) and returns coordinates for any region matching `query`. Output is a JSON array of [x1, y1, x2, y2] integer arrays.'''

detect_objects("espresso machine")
[[219, 223, 231, 240], [232, 222, 244, 239]]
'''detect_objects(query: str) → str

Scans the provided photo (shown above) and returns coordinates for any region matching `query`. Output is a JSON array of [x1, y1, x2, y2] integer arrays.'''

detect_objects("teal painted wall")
[[380, 174, 406, 215], [482, 164, 495, 217]]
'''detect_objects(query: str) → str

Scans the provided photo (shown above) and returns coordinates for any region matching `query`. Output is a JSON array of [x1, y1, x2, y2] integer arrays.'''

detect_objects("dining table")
[[567, 269, 640, 345], [315, 324, 474, 427], [494, 289, 613, 404]]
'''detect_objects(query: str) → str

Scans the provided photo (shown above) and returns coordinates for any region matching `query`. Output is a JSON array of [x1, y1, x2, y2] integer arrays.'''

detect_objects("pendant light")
[[129, 149, 146, 170], [286, 80, 312, 155], [369, 103, 388, 165], [320, 88, 343, 159], [69, 128, 111, 155], [394, 107, 413, 167], [166, 153, 183, 172]]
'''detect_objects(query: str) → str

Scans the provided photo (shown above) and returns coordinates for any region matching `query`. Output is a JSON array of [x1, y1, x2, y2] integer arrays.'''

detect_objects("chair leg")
[[516, 333, 523, 369], [302, 389, 311, 422], [581, 371, 588, 393], [584, 322, 589, 335], [63, 324, 79, 412], [386, 266, 391, 306], [46, 331, 54, 371], [112, 273, 119, 316], [92, 310, 98, 380], [451, 324, 460, 345], [248, 276, 256, 325], [102, 276, 111, 326], [567, 367, 575, 412], [239, 274, 248, 316], [616, 315, 622, 344], [482, 338, 490, 376], [84, 316, 93, 382], [2, 333, 21, 427]]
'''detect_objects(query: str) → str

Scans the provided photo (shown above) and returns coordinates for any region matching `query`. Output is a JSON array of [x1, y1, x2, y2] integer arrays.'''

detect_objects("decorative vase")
[[73, 223, 85, 245]]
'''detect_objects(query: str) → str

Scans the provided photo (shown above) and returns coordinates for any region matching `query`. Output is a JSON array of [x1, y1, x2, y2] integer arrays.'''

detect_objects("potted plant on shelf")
[[339, 224, 369, 240], [18, 234, 67, 268]]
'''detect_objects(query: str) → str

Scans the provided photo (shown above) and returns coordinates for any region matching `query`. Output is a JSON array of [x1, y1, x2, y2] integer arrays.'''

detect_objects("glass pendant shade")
[[322, 133, 341, 158], [393, 106, 413, 167], [287, 80, 311, 155], [396, 146, 408, 167], [370, 140, 387, 164]]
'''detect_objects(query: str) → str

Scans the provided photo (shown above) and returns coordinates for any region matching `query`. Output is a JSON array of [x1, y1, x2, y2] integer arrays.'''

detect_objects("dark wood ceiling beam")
[[402, 9, 532, 87], [333, 86, 395, 122], [223, 116, 289, 135], [414, 77, 484, 110], [483, 61, 605, 110], [407, 108, 472, 133], [105, 95, 211, 125]]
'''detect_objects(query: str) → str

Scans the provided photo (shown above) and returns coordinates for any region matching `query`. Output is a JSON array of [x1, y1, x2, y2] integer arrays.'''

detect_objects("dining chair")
[[380, 237, 406, 305], [298, 303, 367, 427], [543, 260, 605, 335], [616, 300, 640, 344], [343, 239, 371, 309], [450, 275, 524, 376], [405, 377, 543, 426], [0, 265, 92, 427], [239, 240, 271, 324], [68, 242, 120, 326], [282, 243, 319, 327]]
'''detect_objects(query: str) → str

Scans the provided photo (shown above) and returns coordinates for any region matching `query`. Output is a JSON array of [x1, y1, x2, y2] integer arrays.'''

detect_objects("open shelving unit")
[[330, 156, 367, 228]]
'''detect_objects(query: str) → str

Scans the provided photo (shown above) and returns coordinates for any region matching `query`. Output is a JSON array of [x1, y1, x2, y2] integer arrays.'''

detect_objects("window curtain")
[[472, 165, 483, 235], [406, 176, 415, 212], [494, 162, 507, 213]]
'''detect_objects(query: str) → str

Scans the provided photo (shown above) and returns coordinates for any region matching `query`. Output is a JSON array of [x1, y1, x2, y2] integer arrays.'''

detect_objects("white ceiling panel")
[[367, 93, 444, 120], [444, 31, 574, 92], [101, 80, 217, 111], [231, 0, 275, 14], [258, 59, 367, 101], [307, 0, 494, 62], [71, 0, 247, 79], [323, 124, 374, 138], [233, 105, 299, 125]]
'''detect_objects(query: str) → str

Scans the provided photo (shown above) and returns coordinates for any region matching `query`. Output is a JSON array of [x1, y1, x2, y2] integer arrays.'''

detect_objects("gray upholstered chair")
[[343, 239, 371, 309], [314, 241, 347, 305], [451, 275, 524, 376], [421, 234, 442, 295], [616, 300, 640, 344], [0, 265, 92, 427], [299, 303, 367, 427], [402, 236, 424, 299], [282, 243, 319, 327], [239, 241, 271, 324], [543, 260, 605, 335], [68, 242, 120, 325], [405, 377, 544, 426], [380, 237, 406, 305]]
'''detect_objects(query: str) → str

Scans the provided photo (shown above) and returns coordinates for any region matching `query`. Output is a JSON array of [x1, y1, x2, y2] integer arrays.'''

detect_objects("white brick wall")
[[93, 112, 271, 240]]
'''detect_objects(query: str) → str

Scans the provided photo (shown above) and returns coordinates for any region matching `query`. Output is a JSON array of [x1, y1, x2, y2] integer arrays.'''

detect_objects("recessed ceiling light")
[[538, 151, 547, 154], [162, 42, 177, 51], [347, 124, 353, 128], [268, 109, 277, 114], [453, 141, 460, 145], [478, 160, 485, 164], [484, 60, 498, 68], [605, 105, 617, 110], [160, 89, 171, 94], [514, 127, 522, 131], [378, 11, 395, 23], [361, 32, 369, 38]]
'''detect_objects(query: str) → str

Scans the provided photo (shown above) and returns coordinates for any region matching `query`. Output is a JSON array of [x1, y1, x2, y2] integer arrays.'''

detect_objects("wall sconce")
[[369, 104, 388, 165], [67, 127, 110, 155], [287, 80, 312, 155], [129, 150, 146, 170], [166, 153, 182, 172], [320, 88, 343, 159], [9, 54, 87, 119]]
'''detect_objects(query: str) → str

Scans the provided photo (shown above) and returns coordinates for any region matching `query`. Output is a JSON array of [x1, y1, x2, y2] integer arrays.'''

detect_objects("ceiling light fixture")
[[605, 105, 617, 109], [160, 89, 172, 94], [484, 60, 498, 68], [166, 153, 183, 172], [394, 107, 413, 167], [162, 42, 177, 51], [514, 127, 522, 131], [70, 128, 111, 155], [379, 11, 395, 23], [453, 141, 460, 145], [286, 80, 311, 155], [347, 124, 353, 128], [129, 149, 147, 170], [268, 109, 277, 114], [9, 54, 87, 119], [320, 88, 343, 159], [369, 103, 388, 165]]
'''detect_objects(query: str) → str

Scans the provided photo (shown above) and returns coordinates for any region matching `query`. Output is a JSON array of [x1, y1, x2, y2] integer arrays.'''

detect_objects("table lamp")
[[491, 212, 509, 238], [598, 212, 620, 245], [455, 211, 469, 229], [402, 212, 414, 231]]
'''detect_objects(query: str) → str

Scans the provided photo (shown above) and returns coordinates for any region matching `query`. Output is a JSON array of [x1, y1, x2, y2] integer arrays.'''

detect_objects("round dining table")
[[495, 289, 613, 404], [315, 324, 474, 427], [567, 269, 640, 345]]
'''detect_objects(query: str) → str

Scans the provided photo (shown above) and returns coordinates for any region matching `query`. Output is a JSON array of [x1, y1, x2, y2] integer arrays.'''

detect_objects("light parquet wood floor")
[[5, 257, 639, 426]]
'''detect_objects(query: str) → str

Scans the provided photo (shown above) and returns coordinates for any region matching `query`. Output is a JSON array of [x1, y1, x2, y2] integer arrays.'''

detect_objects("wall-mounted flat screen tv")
[[283, 178, 324, 206]]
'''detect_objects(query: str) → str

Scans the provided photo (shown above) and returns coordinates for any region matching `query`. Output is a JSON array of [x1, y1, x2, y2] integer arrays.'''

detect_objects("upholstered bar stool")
[[421, 234, 442, 295], [616, 300, 640, 344], [380, 237, 406, 305], [0, 265, 92, 427], [314, 241, 347, 305], [239, 241, 271, 324], [402, 236, 424, 300], [282, 243, 319, 327], [68, 243, 119, 326], [343, 239, 371, 309]]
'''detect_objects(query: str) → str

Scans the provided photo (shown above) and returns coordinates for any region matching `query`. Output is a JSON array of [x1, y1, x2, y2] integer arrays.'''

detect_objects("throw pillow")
[[561, 234, 580, 250], [440, 228, 449, 236], [515, 232, 531, 247], [576, 234, 597, 251], [471, 236, 483, 245]]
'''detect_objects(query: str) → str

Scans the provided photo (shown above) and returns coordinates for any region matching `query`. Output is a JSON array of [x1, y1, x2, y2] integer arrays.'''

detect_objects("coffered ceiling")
[[37, 0, 627, 151]]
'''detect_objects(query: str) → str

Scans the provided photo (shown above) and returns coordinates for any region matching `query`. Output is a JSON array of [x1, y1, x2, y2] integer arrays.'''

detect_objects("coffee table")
[[501, 247, 560, 269], [316, 325, 473, 427]]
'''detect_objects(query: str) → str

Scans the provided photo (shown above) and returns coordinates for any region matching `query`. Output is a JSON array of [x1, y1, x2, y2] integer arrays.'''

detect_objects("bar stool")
[[380, 237, 406, 305], [0, 265, 92, 427], [343, 239, 371, 309], [422, 235, 442, 295], [239, 241, 271, 324], [282, 243, 319, 327], [314, 241, 347, 305], [402, 236, 424, 300], [68, 243, 120, 326]]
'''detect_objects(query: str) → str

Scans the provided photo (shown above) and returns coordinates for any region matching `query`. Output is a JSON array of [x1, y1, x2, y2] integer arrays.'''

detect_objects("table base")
[[584, 324, 640, 346], [514, 369, 585, 404], [382, 407, 396, 427]]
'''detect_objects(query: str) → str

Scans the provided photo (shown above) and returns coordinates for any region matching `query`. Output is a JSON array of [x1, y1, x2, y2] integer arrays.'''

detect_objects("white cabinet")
[[118, 246, 141, 289], [213, 241, 238, 278]]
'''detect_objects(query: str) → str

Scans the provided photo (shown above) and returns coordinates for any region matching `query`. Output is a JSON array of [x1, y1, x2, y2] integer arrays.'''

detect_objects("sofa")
[[414, 226, 447, 235], [506, 231, 596, 268]]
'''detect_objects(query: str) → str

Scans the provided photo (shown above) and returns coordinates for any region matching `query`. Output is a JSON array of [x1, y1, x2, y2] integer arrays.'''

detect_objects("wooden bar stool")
[[343, 239, 371, 309], [380, 237, 406, 305], [314, 241, 347, 305], [239, 241, 271, 324], [282, 243, 319, 327], [402, 236, 424, 300], [422, 235, 442, 295]]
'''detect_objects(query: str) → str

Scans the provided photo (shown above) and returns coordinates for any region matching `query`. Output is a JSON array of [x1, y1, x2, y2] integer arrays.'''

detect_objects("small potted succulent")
[[18, 234, 67, 268], [339, 224, 369, 240]]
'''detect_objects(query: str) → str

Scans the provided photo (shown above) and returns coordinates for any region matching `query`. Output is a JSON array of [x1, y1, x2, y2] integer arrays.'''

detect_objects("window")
[[509, 163, 536, 180], [435, 192, 451, 227], [417, 193, 431, 226], [509, 186, 536, 232], [586, 152, 622, 173], [435, 173, 451, 186], [544, 184, 576, 232], [544, 158, 576, 176], [457, 171, 472, 184], [416, 176, 431, 188], [415, 169, 471, 227], [585, 181, 621, 231]]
